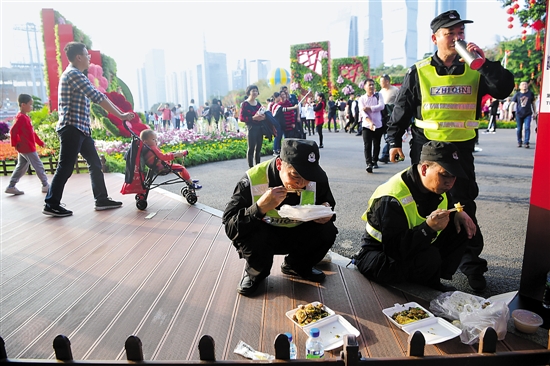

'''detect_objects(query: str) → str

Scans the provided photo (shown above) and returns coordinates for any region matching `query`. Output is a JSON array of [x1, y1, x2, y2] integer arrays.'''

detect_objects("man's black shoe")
[[366, 165, 373, 173], [281, 262, 326, 282], [430, 281, 457, 292], [467, 274, 487, 291], [43, 204, 73, 217], [237, 273, 264, 296], [379, 156, 389, 164], [372, 163, 379, 169], [95, 197, 123, 211]]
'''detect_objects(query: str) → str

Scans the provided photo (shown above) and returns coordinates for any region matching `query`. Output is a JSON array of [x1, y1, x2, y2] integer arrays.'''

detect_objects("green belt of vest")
[[415, 57, 481, 142], [362, 168, 448, 243], [247, 160, 316, 228]]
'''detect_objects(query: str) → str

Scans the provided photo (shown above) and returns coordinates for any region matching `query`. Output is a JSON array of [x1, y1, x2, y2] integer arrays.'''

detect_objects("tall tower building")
[[348, 16, 358, 57], [141, 49, 166, 108], [361, 2, 384, 68], [383, 0, 418, 67], [202, 51, 229, 102], [247, 59, 270, 85], [232, 59, 247, 92], [435, 0, 466, 18]]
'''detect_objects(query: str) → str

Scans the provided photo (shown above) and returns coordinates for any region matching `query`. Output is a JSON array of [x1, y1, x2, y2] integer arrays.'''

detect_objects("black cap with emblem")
[[430, 10, 473, 33], [280, 139, 327, 182], [419, 141, 467, 178]]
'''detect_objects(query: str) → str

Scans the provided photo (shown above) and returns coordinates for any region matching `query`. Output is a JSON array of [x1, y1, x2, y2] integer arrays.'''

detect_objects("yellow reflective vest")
[[247, 160, 316, 227], [361, 169, 448, 242], [414, 57, 481, 142]]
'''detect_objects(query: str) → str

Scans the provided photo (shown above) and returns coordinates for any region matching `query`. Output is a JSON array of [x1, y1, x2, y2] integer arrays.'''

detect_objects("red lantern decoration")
[[513, 3, 520, 9], [506, 7, 515, 14], [508, 16, 514, 22], [522, 35, 527, 42], [531, 19, 545, 51], [508, 24, 514, 29], [522, 29, 527, 34], [523, 23, 528, 28]]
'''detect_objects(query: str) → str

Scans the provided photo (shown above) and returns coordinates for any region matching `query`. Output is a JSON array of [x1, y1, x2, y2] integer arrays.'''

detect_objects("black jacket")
[[387, 53, 515, 148]]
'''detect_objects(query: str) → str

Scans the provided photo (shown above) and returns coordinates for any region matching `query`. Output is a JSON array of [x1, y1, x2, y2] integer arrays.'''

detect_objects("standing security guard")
[[386, 10, 515, 291]]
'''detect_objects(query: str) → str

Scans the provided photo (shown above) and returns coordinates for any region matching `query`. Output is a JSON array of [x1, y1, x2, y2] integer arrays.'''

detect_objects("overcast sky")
[[1, 0, 521, 96]]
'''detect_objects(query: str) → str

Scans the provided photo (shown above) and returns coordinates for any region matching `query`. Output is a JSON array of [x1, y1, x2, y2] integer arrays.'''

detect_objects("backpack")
[[201, 107, 210, 117], [374, 92, 393, 126]]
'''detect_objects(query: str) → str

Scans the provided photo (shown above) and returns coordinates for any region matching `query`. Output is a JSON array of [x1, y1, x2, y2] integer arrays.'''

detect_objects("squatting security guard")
[[386, 10, 515, 291], [223, 139, 338, 296]]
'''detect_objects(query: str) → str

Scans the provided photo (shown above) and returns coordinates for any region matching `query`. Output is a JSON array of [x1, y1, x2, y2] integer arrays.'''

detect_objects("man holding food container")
[[385, 10, 515, 291], [352, 141, 477, 292], [223, 139, 338, 296]]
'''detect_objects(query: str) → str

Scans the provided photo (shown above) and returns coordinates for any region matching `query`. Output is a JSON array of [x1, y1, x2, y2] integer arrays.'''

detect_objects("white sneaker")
[[474, 146, 483, 152], [42, 184, 50, 193], [5, 186, 24, 195]]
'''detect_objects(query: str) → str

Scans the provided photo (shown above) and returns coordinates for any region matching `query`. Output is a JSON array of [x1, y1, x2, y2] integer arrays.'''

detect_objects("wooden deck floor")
[[0, 173, 545, 361]]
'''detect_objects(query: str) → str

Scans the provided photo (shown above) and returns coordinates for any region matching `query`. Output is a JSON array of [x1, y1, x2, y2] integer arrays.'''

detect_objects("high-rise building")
[[348, 16, 358, 57], [435, 0, 466, 18], [202, 51, 229, 102], [360, 2, 384, 68], [232, 59, 247, 92], [139, 49, 166, 110], [383, 0, 418, 67], [247, 59, 270, 85]]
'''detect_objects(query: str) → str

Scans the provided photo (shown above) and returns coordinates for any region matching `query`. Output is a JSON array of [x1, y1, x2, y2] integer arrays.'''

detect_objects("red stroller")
[[120, 123, 198, 210]]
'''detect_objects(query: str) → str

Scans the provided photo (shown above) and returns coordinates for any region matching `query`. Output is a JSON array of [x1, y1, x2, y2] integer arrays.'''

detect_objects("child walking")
[[140, 129, 201, 189], [5, 94, 50, 195]]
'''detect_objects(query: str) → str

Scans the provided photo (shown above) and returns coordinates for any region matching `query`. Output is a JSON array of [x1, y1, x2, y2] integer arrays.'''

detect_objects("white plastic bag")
[[278, 204, 334, 222], [429, 291, 509, 345]]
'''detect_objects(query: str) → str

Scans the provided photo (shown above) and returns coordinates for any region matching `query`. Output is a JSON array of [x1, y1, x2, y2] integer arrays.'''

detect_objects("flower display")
[[321, 51, 329, 59], [304, 73, 313, 82], [337, 75, 344, 84], [358, 80, 365, 89], [342, 85, 354, 95], [87, 63, 109, 93], [0, 122, 10, 141], [290, 82, 300, 91]]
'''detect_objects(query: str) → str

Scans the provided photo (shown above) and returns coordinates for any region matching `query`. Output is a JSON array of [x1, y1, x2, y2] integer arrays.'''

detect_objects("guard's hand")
[[256, 186, 287, 214], [454, 211, 477, 239], [389, 147, 405, 163], [313, 202, 333, 224], [426, 209, 450, 231]]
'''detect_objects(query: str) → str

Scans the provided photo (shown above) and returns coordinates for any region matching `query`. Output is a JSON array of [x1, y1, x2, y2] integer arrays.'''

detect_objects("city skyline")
[[2, 1, 522, 108]]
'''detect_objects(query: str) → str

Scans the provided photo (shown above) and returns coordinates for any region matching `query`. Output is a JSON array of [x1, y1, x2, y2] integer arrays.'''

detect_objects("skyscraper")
[[348, 16, 358, 57], [248, 59, 270, 85], [139, 49, 166, 110], [361, 2, 384, 68], [435, 0, 466, 18], [383, 0, 418, 67], [203, 51, 229, 102]]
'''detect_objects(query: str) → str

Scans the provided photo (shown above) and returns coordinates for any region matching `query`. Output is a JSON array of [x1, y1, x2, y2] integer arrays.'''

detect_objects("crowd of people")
[[147, 99, 239, 134]]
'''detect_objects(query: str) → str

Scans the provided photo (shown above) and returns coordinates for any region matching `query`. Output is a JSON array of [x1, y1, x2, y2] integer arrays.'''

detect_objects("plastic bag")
[[278, 204, 334, 222], [429, 291, 509, 345], [234, 340, 274, 360]]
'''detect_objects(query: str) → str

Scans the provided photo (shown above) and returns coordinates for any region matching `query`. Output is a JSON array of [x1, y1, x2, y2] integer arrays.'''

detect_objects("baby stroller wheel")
[[186, 192, 197, 205], [135, 193, 146, 201], [136, 199, 148, 210]]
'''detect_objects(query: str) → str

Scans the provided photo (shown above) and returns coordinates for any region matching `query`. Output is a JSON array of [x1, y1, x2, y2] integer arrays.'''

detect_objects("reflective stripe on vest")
[[247, 160, 316, 227], [361, 168, 448, 242], [415, 57, 481, 142]]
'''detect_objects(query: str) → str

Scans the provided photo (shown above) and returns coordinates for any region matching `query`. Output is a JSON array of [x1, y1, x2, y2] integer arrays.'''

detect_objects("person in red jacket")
[[5, 94, 50, 195], [140, 129, 201, 190], [313, 92, 326, 148]]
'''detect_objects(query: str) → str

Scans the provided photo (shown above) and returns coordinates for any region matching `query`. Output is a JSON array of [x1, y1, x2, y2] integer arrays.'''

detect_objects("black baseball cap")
[[419, 141, 467, 178], [280, 139, 327, 182], [430, 10, 473, 33]]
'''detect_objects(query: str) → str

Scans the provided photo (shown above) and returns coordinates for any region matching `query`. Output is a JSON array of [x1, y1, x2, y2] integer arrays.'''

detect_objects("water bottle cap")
[[284, 332, 293, 342], [310, 327, 320, 337]]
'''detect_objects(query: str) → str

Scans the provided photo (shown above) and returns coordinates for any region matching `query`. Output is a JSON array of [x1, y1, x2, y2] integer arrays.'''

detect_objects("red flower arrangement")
[[105, 91, 148, 137], [88, 63, 109, 93]]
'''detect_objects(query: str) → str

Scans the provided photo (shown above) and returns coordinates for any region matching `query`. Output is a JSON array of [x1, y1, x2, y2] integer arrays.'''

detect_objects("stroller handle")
[[123, 120, 140, 138]]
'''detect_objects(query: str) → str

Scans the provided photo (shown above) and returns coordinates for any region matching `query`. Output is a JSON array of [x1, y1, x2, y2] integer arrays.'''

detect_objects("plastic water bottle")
[[284, 332, 297, 359], [543, 270, 550, 309], [305, 327, 324, 359]]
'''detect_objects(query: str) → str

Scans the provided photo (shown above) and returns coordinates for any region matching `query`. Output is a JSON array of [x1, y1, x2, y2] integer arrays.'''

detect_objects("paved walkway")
[[162, 128, 536, 299]]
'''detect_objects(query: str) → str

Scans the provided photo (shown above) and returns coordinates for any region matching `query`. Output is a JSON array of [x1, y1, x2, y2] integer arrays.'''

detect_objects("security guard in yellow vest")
[[353, 141, 477, 291], [386, 10, 514, 291], [223, 139, 338, 296]]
